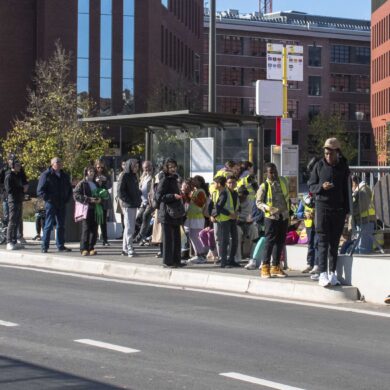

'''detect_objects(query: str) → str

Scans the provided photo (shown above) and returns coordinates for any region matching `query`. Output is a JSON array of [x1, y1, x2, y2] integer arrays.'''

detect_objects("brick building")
[[203, 10, 373, 165], [0, 0, 203, 149], [371, 0, 390, 165]]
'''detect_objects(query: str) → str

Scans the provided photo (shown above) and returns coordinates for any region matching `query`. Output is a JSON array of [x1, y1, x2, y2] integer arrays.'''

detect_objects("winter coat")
[[1, 164, 28, 196], [73, 179, 97, 210], [4, 171, 25, 203], [308, 156, 350, 213], [155, 172, 183, 225], [117, 159, 142, 209], [37, 167, 73, 209]]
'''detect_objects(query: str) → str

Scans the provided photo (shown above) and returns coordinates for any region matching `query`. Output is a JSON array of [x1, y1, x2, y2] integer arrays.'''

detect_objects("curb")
[[0, 251, 359, 304]]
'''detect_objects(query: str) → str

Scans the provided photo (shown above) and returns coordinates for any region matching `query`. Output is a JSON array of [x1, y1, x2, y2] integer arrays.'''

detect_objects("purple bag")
[[74, 201, 88, 222]]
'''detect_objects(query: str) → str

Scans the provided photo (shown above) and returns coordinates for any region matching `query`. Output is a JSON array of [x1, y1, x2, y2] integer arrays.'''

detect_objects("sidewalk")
[[0, 240, 362, 305]]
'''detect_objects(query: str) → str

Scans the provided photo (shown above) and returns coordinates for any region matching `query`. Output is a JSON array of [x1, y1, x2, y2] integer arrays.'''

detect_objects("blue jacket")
[[37, 167, 72, 209]]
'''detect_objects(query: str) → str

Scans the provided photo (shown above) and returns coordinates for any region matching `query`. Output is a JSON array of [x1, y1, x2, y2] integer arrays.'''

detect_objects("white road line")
[[2, 264, 390, 319], [74, 339, 139, 354], [0, 320, 19, 327], [220, 372, 305, 390]]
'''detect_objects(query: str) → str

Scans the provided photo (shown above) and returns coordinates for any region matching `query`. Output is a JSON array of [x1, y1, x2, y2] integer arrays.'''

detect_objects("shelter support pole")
[[145, 128, 152, 161], [208, 0, 216, 138], [257, 118, 265, 183]]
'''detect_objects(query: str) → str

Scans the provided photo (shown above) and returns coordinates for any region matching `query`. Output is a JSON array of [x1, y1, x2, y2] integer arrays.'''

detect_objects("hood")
[[124, 159, 138, 174]]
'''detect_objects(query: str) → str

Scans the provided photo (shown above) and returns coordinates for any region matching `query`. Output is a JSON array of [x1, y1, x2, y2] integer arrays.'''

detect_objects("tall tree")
[[2, 42, 110, 179], [307, 114, 357, 163]]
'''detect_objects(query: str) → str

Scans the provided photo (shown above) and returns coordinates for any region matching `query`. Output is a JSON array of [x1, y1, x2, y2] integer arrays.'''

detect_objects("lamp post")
[[355, 111, 364, 166]]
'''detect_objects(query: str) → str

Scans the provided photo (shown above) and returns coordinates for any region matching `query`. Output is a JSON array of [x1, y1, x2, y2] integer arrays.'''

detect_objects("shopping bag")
[[74, 201, 88, 222]]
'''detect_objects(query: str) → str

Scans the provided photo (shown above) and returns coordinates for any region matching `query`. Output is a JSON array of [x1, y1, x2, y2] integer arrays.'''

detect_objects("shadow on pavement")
[[0, 355, 130, 390]]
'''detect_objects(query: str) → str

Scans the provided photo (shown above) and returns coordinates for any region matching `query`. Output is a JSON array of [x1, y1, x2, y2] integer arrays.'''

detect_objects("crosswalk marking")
[[74, 339, 140, 354], [0, 320, 19, 327]]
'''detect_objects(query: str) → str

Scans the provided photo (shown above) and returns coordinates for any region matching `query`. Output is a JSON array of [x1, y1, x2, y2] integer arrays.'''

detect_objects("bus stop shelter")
[[81, 110, 265, 180]]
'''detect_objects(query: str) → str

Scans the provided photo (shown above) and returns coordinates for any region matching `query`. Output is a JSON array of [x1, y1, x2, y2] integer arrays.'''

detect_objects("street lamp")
[[355, 111, 364, 166]]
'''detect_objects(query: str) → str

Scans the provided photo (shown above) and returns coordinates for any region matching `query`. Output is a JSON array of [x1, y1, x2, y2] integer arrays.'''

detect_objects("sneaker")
[[186, 256, 203, 264], [385, 295, 390, 305], [102, 241, 110, 246], [329, 272, 341, 286], [310, 273, 319, 281], [6, 243, 16, 251], [89, 249, 97, 256], [41, 248, 48, 253], [155, 251, 162, 258], [309, 265, 319, 274], [319, 272, 330, 287], [270, 265, 287, 278], [206, 250, 215, 262], [58, 247, 72, 252], [245, 259, 257, 270], [128, 248, 135, 257], [261, 264, 271, 278], [81, 250, 89, 256], [302, 265, 313, 274], [32, 235, 41, 241], [17, 238, 27, 245]]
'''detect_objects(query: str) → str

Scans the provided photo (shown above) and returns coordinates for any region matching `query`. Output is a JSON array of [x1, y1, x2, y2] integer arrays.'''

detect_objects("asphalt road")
[[0, 266, 389, 390]]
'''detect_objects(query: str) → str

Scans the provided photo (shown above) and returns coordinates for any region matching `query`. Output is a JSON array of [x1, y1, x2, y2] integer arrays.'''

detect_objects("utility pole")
[[208, 0, 216, 120]]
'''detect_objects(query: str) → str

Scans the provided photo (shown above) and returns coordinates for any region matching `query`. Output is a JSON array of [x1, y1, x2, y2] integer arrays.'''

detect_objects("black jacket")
[[118, 159, 142, 208], [1, 164, 28, 195], [37, 167, 73, 209], [4, 171, 25, 203], [155, 173, 183, 225], [73, 179, 97, 210], [308, 156, 350, 213]]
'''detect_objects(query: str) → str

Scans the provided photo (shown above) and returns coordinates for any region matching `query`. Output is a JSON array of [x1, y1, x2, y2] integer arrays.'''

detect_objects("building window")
[[308, 46, 322, 67], [161, 0, 168, 8], [308, 76, 322, 96], [331, 103, 349, 119], [100, 0, 112, 113], [219, 67, 241, 86], [218, 97, 241, 114], [355, 75, 370, 93], [194, 54, 200, 84], [249, 38, 266, 57], [354, 46, 370, 65], [331, 45, 350, 63], [308, 105, 321, 121], [123, 0, 135, 113], [77, 0, 89, 96], [218, 35, 243, 55], [287, 100, 299, 119], [330, 74, 350, 92], [250, 68, 266, 86]]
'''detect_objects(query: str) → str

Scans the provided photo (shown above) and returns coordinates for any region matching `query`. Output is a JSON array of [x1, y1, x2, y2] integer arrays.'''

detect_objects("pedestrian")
[[351, 175, 376, 254], [136, 160, 155, 245], [37, 157, 73, 253], [94, 159, 112, 246], [74, 166, 101, 256], [115, 159, 127, 239], [117, 159, 142, 257], [237, 161, 258, 203], [4, 160, 25, 250], [185, 176, 208, 264], [296, 193, 319, 275], [256, 162, 289, 278], [308, 138, 350, 287], [32, 197, 46, 241], [211, 175, 240, 268], [154, 158, 186, 268]]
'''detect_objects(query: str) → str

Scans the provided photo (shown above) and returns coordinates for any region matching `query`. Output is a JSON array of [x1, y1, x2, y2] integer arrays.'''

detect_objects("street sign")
[[281, 117, 292, 145], [281, 144, 299, 198], [256, 80, 283, 116], [287, 45, 304, 81], [266, 43, 283, 80]]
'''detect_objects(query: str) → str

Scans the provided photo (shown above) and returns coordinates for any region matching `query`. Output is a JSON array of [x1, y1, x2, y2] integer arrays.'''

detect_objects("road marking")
[[220, 372, 305, 390], [2, 264, 390, 319], [0, 320, 19, 327], [74, 339, 139, 354]]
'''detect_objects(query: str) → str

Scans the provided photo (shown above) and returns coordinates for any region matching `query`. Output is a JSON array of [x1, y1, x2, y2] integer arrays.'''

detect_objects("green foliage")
[[2, 41, 109, 179], [308, 114, 357, 163]]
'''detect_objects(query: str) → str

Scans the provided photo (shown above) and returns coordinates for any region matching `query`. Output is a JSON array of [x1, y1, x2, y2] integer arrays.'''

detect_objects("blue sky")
[[206, 0, 371, 20]]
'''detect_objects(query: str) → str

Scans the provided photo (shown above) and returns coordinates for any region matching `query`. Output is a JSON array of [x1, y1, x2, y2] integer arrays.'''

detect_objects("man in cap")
[[308, 138, 350, 287]]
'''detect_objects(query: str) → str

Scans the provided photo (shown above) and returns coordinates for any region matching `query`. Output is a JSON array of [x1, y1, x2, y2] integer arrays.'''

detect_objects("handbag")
[[165, 200, 186, 219], [74, 201, 88, 222]]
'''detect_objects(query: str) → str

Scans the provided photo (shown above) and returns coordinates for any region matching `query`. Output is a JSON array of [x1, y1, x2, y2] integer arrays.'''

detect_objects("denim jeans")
[[356, 221, 375, 254], [306, 227, 319, 267], [42, 202, 66, 250]]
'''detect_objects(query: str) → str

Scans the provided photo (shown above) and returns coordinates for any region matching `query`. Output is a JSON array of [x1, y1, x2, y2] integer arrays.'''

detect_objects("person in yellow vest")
[[256, 162, 289, 278], [237, 161, 258, 203], [296, 193, 319, 275], [209, 160, 238, 197], [210, 175, 240, 268], [351, 175, 376, 254]]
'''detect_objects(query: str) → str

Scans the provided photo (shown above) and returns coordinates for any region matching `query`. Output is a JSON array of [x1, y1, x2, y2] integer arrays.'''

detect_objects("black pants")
[[162, 223, 181, 266], [98, 209, 108, 242], [7, 201, 23, 244], [262, 218, 288, 266], [306, 226, 318, 267], [316, 207, 345, 273], [218, 219, 238, 267], [35, 213, 45, 235], [80, 208, 98, 251]]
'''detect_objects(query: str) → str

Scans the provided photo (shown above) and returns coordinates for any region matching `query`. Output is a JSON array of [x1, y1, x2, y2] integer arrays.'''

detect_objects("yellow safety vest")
[[212, 189, 239, 222], [186, 189, 206, 220], [304, 204, 314, 228], [237, 175, 257, 201], [209, 169, 232, 196], [261, 177, 289, 219]]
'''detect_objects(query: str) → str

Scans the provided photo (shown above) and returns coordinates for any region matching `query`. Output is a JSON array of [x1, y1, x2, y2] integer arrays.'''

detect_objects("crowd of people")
[[0, 137, 382, 289]]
